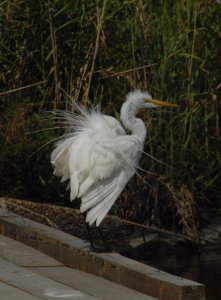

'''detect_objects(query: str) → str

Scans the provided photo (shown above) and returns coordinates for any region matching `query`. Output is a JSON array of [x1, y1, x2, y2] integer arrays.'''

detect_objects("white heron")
[[51, 90, 177, 231]]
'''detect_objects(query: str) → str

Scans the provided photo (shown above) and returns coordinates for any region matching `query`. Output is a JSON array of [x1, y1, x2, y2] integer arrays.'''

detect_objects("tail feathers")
[[78, 176, 94, 198], [80, 177, 118, 213], [80, 175, 124, 226], [96, 187, 122, 226], [85, 185, 122, 226]]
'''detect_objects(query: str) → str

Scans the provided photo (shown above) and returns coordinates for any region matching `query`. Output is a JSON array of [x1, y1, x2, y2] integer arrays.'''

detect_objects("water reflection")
[[143, 250, 221, 300], [121, 239, 221, 300]]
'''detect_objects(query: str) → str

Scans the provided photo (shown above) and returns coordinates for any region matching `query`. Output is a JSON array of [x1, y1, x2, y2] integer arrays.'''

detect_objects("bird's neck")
[[120, 100, 147, 143]]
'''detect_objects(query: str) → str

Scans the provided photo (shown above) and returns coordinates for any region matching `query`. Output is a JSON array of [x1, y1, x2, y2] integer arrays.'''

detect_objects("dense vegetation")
[[0, 0, 220, 241]]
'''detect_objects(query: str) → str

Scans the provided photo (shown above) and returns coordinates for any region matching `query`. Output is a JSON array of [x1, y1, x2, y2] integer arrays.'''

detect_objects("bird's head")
[[121, 90, 178, 133], [126, 90, 178, 109]]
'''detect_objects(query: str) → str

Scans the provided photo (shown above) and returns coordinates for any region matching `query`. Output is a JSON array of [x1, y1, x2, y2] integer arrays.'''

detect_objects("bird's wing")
[[51, 110, 143, 226], [51, 136, 75, 182], [87, 135, 142, 181], [79, 135, 143, 226], [82, 173, 126, 226]]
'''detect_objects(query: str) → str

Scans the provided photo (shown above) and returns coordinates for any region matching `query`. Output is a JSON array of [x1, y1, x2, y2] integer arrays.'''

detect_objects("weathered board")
[[0, 281, 42, 300], [28, 266, 156, 300], [0, 257, 100, 300], [0, 234, 156, 300], [0, 234, 62, 267], [0, 208, 205, 300]]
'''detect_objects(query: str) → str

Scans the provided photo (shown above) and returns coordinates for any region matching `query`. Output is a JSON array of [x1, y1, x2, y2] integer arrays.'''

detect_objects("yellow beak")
[[145, 99, 178, 107]]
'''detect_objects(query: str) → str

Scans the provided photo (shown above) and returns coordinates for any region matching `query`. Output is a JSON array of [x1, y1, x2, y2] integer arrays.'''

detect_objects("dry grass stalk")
[[84, 0, 107, 106]]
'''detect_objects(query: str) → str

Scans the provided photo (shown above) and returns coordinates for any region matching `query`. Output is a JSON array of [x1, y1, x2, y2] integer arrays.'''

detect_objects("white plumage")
[[51, 90, 177, 226]]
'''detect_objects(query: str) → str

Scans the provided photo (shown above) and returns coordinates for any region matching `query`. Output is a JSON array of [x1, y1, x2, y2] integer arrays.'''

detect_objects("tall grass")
[[0, 0, 220, 239]]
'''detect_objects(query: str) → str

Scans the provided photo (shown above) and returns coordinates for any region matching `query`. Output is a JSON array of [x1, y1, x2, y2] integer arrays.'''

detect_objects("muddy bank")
[[1, 197, 220, 256]]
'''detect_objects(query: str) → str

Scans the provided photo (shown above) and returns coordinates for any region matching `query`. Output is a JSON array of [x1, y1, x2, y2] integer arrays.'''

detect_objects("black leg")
[[97, 227, 112, 252], [85, 221, 97, 251], [84, 213, 112, 252]]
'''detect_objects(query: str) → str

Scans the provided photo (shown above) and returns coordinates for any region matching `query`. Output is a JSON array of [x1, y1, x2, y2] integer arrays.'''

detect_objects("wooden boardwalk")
[[0, 208, 205, 300], [0, 234, 155, 300]]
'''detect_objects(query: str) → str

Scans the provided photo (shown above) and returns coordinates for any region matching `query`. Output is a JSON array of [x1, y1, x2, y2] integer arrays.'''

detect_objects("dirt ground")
[[1, 197, 145, 253], [1, 197, 221, 262]]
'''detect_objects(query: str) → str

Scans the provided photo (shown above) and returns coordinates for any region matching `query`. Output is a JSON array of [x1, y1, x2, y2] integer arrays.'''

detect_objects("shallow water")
[[142, 249, 221, 300]]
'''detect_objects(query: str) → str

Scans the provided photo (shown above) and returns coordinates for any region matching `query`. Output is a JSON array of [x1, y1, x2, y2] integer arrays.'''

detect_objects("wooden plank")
[[28, 266, 157, 300], [0, 209, 205, 300], [0, 257, 100, 300], [0, 235, 62, 267], [0, 234, 156, 299], [0, 281, 42, 300], [0, 208, 15, 217]]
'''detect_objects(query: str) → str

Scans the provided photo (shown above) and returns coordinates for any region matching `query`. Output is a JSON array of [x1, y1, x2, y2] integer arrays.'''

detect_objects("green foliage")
[[0, 0, 221, 234]]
